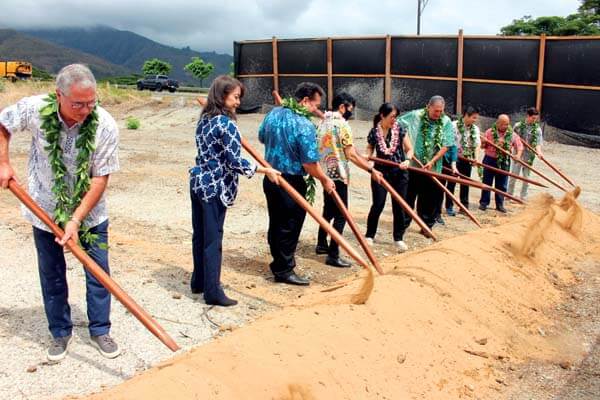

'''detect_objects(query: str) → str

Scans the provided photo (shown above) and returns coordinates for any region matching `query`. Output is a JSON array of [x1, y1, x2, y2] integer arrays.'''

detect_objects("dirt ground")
[[0, 84, 599, 399]]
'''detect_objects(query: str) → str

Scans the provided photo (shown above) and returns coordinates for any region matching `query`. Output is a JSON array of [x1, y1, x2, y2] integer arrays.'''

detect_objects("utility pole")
[[417, 0, 430, 35]]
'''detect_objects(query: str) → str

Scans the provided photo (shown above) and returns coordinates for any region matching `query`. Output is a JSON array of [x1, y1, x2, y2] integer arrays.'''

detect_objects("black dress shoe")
[[315, 244, 329, 255], [274, 272, 310, 286], [191, 287, 203, 294], [325, 256, 352, 268], [479, 204, 487, 211], [205, 294, 238, 307], [496, 205, 507, 213]]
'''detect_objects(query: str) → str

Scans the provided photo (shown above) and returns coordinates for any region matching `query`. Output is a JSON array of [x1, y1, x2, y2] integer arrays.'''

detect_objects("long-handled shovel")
[[442, 166, 525, 204], [481, 137, 567, 192], [7, 178, 180, 352], [371, 157, 482, 228], [410, 158, 482, 227], [519, 138, 576, 187], [241, 138, 382, 275], [458, 155, 547, 188], [328, 190, 382, 273], [376, 175, 438, 241]]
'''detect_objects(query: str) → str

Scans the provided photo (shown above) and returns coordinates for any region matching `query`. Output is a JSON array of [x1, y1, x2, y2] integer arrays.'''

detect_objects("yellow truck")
[[0, 61, 32, 81]]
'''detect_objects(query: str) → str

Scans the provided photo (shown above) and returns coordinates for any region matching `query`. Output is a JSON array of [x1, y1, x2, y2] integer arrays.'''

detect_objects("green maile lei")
[[477, 165, 484, 180], [281, 97, 313, 120], [419, 108, 444, 164], [40, 93, 105, 248], [281, 97, 317, 204], [457, 117, 477, 160], [519, 120, 540, 165], [304, 176, 317, 205], [492, 123, 513, 171]]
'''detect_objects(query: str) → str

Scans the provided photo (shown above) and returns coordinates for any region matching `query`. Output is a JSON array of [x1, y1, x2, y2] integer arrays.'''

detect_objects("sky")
[[0, 0, 581, 55]]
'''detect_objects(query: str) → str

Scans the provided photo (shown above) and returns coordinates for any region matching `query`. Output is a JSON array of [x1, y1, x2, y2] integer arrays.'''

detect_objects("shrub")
[[126, 116, 140, 130]]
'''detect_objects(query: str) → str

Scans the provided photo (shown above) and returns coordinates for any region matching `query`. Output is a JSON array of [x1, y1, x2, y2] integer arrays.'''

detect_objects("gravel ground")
[[0, 213, 278, 400], [503, 258, 600, 400], [0, 97, 599, 399]]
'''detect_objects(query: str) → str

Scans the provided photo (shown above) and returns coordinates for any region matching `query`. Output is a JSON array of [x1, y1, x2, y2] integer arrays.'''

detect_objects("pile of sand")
[[82, 190, 599, 399]]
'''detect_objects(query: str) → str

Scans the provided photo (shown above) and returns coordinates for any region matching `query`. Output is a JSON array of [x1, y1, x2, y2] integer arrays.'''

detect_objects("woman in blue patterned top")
[[189, 75, 280, 306]]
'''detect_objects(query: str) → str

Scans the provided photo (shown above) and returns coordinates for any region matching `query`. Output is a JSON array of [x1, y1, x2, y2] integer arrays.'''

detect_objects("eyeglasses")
[[58, 90, 97, 110], [70, 100, 97, 110]]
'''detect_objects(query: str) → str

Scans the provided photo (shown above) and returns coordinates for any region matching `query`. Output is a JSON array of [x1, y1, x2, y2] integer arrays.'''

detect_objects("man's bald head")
[[497, 114, 510, 132]]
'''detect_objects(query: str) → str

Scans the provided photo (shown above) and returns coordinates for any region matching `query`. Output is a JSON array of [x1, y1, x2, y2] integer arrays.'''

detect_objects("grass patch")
[[126, 116, 140, 130]]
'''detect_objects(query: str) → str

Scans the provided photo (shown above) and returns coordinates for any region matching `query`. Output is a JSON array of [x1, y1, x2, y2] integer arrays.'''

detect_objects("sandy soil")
[[84, 191, 600, 400], [0, 84, 599, 399]]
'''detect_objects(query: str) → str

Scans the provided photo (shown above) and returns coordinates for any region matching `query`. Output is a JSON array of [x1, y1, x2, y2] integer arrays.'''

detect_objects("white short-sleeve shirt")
[[0, 95, 119, 232]]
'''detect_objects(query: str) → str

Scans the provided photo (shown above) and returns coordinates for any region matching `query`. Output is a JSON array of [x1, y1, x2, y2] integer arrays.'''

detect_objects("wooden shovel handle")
[[8, 179, 179, 352]]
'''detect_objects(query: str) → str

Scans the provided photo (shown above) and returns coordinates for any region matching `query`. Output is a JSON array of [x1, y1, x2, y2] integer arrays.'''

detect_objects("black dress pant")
[[445, 158, 473, 209], [434, 159, 452, 219], [405, 170, 440, 229], [317, 180, 348, 258], [263, 174, 307, 278], [366, 169, 408, 241]]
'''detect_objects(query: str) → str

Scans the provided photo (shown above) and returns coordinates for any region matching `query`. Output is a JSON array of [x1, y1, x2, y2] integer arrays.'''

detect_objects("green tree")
[[500, 13, 600, 35], [501, 1, 600, 36], [142, 58, 172, 76], [229, 62, 235, 77], [579, 0, 600, 15], [184, 57, 214, 87]]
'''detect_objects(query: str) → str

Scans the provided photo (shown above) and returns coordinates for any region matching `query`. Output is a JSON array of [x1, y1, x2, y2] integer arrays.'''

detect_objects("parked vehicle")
[[1, 61, 32, 81], [136, 75, 179, 92]]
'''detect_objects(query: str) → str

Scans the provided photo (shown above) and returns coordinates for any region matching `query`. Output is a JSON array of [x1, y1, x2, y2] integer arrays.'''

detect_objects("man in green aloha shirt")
[[397, 95, 455, 234]]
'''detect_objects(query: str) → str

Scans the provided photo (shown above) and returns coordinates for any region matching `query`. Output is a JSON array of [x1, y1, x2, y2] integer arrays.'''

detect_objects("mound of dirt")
[[79, 189, 599, 400]]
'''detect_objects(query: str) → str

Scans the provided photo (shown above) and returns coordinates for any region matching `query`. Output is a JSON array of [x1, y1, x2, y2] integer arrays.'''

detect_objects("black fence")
[[234, 32, 600, 145]]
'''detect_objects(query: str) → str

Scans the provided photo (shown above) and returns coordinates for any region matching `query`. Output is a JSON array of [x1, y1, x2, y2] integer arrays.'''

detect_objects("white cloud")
[[0, 0, 581, 53]]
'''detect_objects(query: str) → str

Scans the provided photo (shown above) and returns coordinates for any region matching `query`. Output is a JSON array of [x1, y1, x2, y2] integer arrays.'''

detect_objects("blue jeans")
[[190, 187, 228, 301], [479, 155, 509, 208], [32, 220, 111, 338]]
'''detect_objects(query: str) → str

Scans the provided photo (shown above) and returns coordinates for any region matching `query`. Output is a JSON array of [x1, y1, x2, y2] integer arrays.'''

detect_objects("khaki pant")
[[508, 161, 532, 200]]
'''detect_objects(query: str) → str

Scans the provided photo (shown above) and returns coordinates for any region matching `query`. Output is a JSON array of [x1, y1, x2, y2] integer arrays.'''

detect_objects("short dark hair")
[[526, 107, 539, 116], [202, 75, 244, 120], [294, 82, 324, 102], [463, 106, 479, 116], [332, 92, 356, 111]]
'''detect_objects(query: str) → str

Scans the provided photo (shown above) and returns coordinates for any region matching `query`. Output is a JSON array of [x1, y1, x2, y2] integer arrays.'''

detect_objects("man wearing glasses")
[[0, 64, 120, 361]]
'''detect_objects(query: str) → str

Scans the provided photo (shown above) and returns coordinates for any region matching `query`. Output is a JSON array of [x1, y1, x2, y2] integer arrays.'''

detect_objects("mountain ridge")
[[0, 29, 131, 78], [22, 26, 232, 85]]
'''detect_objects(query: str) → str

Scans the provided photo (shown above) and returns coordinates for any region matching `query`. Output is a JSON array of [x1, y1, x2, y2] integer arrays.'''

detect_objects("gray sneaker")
[[90, 334, 121, 359], [47, 335, 72, 361]]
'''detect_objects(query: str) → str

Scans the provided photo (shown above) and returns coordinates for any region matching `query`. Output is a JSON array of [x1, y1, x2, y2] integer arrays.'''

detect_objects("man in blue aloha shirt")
[[259, 82, 335, 286], [397, 95, 455, 235]]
